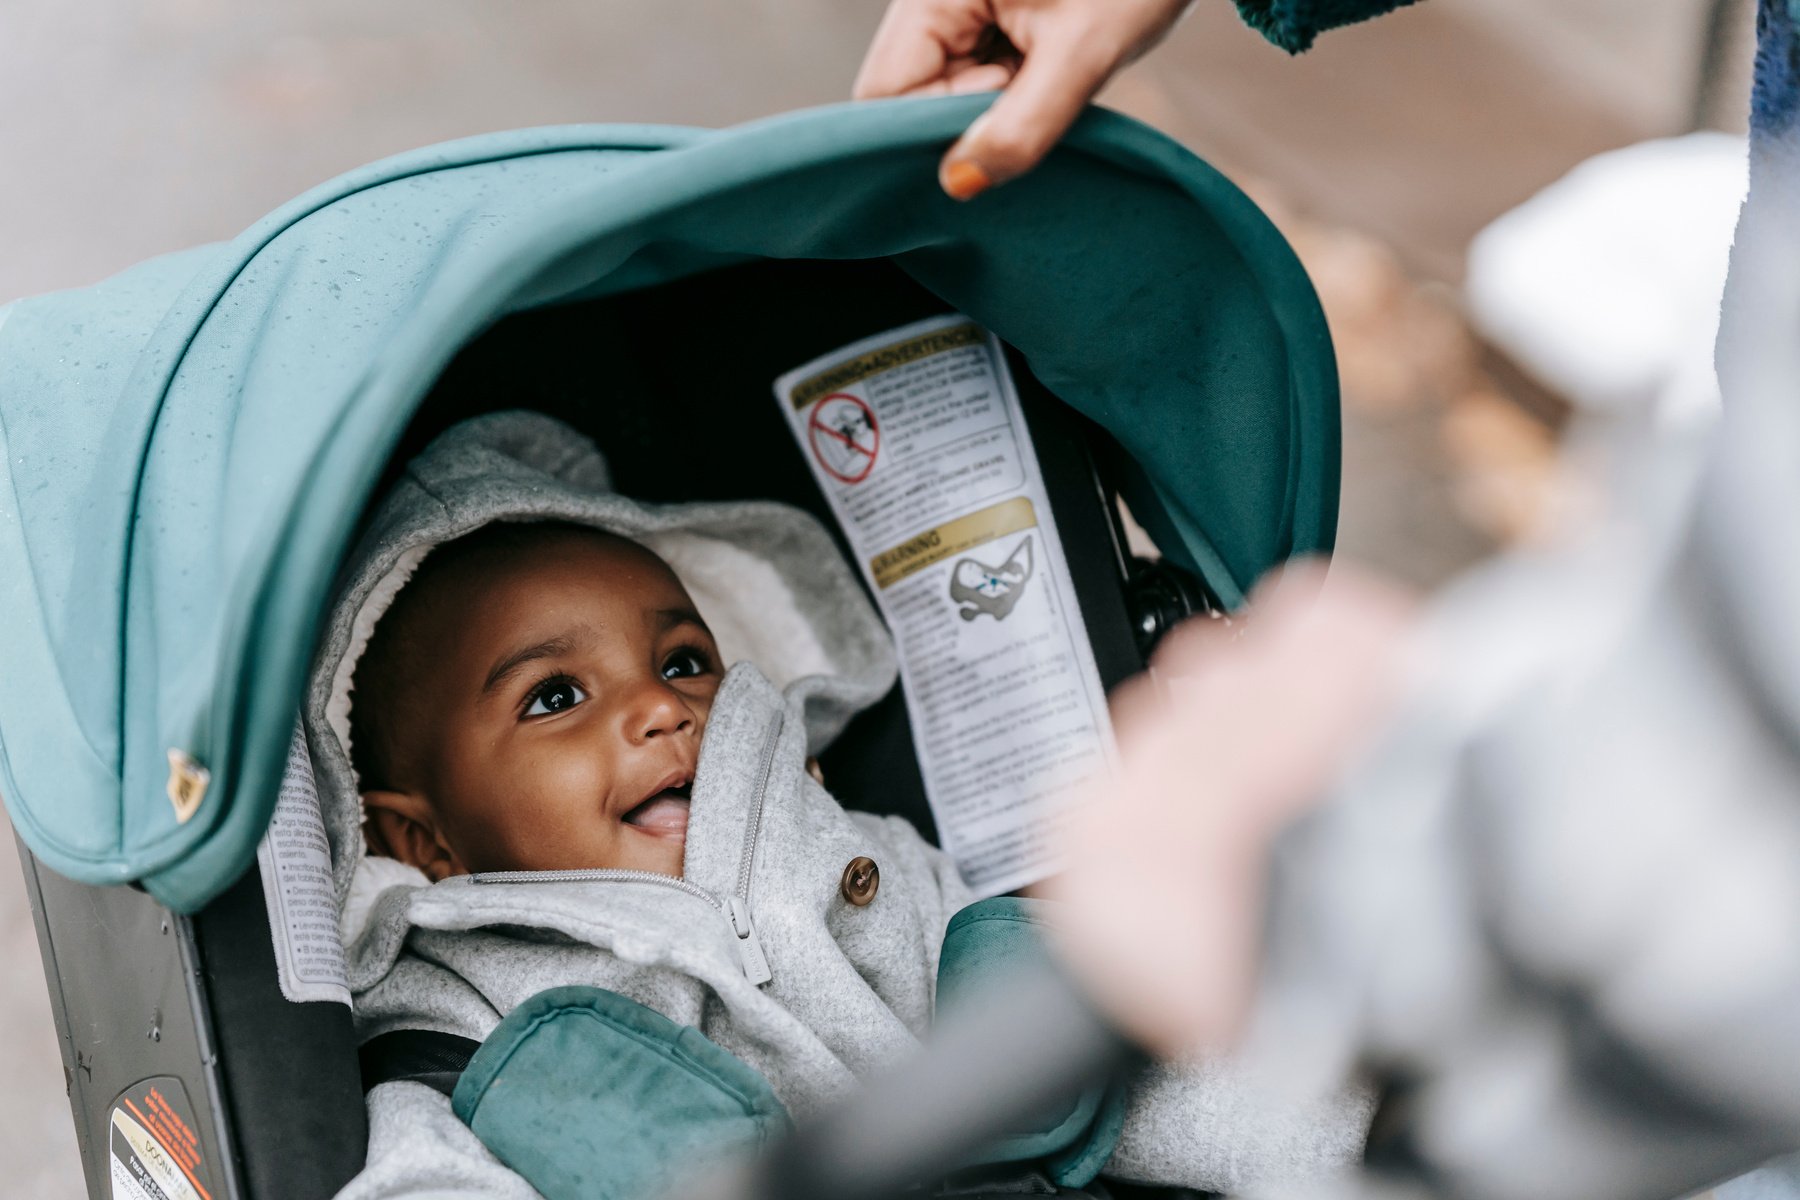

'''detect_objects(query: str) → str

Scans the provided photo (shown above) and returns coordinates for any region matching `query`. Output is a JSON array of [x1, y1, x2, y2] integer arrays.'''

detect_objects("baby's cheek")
[[467, 745, 608, 863], [524, 752, 614, 837], [533, 745, 610, 801]]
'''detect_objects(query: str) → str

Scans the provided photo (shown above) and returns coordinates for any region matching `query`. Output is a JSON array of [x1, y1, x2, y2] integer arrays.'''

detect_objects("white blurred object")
[[1719, 1154, 1800, 1200], [1465, 132, 1747, 427]]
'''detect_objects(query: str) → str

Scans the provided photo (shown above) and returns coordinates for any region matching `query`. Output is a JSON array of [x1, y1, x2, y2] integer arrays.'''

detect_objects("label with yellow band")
[[870, 499, 1036, 590], [774, 315, 1117, 896]]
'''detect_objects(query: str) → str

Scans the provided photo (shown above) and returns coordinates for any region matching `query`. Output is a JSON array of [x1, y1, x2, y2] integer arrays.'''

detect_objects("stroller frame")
[[2, 99, 1338, 1196]]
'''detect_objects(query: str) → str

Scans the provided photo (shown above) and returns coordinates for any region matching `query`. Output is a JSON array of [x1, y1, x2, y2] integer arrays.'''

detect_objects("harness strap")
[[358, 1029, 481, 1099]]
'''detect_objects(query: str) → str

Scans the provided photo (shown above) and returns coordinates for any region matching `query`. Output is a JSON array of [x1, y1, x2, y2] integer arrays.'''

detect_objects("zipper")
[[464, 868, 717, 904], [735, 714, 784, 908], [461, 710, 786, 987], [724, 713, 783, 985]]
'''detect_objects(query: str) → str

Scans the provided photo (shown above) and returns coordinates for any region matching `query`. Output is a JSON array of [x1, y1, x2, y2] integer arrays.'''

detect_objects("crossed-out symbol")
[[807, 392, 880, 484]]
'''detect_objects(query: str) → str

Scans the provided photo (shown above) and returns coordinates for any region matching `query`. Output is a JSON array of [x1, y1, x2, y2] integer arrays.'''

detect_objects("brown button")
[[840, 856, 879, 906]]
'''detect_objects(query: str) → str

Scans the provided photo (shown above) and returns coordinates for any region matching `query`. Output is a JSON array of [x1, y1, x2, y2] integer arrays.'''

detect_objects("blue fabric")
[[450, 986, 790, 1200], [1753, 0, 1800, 135], [937, 897, 1127, 1186]]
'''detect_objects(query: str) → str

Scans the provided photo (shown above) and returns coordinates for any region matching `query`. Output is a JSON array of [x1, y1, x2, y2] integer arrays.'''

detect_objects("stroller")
[[0, 96, 1338, 1199]]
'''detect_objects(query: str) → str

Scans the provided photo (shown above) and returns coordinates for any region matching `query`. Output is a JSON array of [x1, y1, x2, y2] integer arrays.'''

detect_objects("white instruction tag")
[[255, 726, 351, 1005], [774, 315, 1117, 895]]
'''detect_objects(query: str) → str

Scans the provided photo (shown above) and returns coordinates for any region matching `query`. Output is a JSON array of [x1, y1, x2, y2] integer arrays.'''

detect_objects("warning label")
[[108, 1078, 211, 1200], [256, 725, 351, 1005], [775, 315, 1117, 895]]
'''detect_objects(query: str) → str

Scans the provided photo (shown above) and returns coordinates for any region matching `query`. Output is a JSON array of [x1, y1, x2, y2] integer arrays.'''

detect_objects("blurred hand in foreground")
[[1048, 563, 1418, 1059], [852, 0, 1192, 199]]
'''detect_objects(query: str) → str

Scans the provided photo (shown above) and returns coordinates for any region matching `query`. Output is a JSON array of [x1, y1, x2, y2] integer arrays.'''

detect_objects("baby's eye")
[[523, 677, 587, 717], [662, 647, 712, 681]]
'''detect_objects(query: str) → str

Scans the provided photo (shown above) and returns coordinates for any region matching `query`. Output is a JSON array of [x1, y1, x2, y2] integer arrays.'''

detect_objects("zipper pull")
[[725, 895, 772, 986]]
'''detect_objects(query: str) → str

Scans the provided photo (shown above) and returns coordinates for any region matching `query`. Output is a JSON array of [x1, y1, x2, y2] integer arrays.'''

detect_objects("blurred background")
[[0, 0, 1755, 1193]]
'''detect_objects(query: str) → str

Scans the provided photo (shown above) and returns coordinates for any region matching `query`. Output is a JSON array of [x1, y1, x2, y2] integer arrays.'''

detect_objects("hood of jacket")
[[302, 408, 898, 910]]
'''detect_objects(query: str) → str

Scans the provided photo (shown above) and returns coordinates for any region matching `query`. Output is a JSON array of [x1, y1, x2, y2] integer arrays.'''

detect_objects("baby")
[[350, 521, 720, 882], [311, 411, 1370, 1200]]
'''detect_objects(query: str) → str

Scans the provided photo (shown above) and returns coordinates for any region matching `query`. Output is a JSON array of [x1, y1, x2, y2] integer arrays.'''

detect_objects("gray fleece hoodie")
[[308, 412, 1369, 1199]]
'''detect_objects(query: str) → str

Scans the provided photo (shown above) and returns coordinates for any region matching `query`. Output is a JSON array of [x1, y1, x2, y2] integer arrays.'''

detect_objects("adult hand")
[[853, 0, 1193, 199], [1047, 563, 1418, 1059]]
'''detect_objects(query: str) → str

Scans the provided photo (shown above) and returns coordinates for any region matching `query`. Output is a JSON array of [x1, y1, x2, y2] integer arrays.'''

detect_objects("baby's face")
[[369, 529, 721, 879]]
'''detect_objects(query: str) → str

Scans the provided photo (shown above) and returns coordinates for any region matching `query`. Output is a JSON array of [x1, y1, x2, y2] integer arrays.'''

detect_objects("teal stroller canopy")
[[0, 97, 1337, 912]]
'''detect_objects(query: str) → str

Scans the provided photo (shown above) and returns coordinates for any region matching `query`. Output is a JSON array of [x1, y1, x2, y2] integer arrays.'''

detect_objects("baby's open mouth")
[[623, 780, 692, 840]]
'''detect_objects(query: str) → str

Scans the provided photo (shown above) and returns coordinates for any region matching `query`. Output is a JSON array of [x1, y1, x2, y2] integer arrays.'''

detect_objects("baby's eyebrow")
[[656, 607, 708, 632], [482, 631, 582, 695]]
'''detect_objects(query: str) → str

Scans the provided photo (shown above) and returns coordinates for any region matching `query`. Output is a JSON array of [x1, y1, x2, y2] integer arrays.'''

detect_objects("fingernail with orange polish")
[[942, 159, 993, 201]]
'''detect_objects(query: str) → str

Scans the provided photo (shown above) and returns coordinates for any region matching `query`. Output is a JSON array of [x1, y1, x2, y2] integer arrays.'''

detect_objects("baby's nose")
[[622, 680, 696, 743]]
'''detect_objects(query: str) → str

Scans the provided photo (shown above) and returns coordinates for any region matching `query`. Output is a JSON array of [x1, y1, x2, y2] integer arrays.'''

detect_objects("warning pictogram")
[[807, 393, 880, 484]]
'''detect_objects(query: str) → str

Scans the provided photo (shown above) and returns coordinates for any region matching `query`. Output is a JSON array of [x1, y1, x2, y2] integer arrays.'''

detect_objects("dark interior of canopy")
[[373, 256, 1213, 843]]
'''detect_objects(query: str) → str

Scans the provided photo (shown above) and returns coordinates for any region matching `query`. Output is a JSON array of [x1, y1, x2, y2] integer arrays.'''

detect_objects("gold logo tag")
[[166, 750, 210, 824]]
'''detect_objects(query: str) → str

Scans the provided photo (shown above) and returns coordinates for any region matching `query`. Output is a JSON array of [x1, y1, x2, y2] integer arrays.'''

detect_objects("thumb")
[[939, 32, 1114, 200]]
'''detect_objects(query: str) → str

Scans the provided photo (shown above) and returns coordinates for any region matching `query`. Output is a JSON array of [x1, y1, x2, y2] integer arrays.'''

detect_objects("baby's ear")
[[362, 790, 465, 882]]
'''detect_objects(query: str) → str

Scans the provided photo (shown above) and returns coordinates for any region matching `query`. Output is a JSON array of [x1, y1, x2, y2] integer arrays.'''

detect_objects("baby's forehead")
[[387, 522, 690, 640]]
